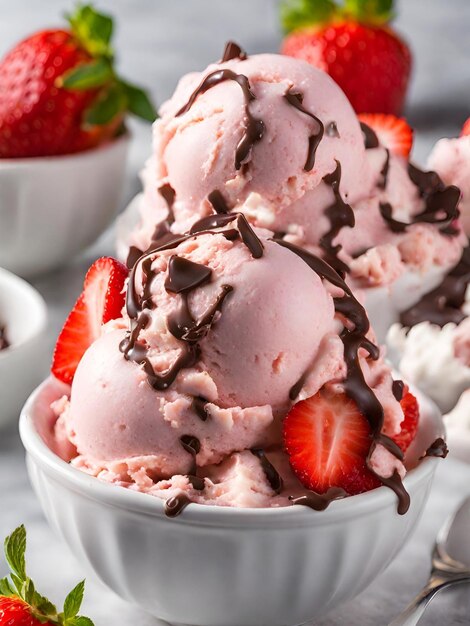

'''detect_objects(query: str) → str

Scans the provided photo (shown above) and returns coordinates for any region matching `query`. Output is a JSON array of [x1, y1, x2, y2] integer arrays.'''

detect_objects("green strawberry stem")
[[0, 525, 95, 626], [280, 0, 394, 33], [58, 3, 156, 125]]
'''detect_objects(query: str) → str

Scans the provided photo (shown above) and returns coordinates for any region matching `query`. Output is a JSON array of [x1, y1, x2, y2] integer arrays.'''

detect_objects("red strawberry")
[[461, 118, 470, 137], [280, 0, 412, 115], [0, 525, 94, 625], [358, 113, 413, 157], [392, 389, 419, 452], [0, 5, 156, 158], [51, 257, 128, 384], [283, 389, 380, 495]]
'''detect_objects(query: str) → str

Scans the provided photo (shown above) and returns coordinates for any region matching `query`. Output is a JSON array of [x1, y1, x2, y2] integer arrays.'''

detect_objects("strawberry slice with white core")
[[284, 389, 380, 495], [358, 113, 413, 158], [51, 257, 128, 384]]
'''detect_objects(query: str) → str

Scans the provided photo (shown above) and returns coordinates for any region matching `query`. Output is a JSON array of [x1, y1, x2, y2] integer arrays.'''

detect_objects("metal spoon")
[[389, 495, 470, 626]]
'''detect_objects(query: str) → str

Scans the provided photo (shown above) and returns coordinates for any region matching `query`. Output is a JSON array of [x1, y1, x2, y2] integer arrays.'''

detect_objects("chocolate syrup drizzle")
[[176, 69, 265, 170], [400, 245, 470, 328], [0, 326, 9, 351], [126, 183, 177, 269], [320, 161, 355, 276], [360, 122, 379, 149], [420, 437, 448, 460], [392, 379, 405, 402], [380, 164, 461, 236], [290, 487, 346, 511], [251, 449, 283, 494], [220, 41, 247, 63], [378, 149, 390, 190], [284, 88, 324, 171], [274, 238, 409, 513]]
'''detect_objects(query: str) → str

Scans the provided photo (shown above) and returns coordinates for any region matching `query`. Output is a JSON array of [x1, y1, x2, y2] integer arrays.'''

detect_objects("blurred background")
[[0, 2, 469, 623]]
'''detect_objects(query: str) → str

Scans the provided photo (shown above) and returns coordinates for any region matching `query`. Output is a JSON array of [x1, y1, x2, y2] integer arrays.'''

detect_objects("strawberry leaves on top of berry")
[[0, 525, 94, 626], [280, 0, 394, 33], [59, 4, 156, 125]]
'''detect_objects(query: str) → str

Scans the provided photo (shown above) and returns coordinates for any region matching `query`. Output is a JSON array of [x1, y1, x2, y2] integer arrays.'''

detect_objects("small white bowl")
[[20, 377, 443, 626], [0, 134, 130, 278], [0, 268, 48, 426]]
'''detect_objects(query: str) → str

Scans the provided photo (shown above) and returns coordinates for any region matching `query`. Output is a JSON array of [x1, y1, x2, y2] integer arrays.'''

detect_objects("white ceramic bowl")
[[0, 134, 130, 277], [0, 268, 48, 426], [20, 377, 443, 626]]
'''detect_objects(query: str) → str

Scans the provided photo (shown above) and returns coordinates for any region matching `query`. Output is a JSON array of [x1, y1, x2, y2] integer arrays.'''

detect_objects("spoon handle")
[[388, 574, 470, 626]]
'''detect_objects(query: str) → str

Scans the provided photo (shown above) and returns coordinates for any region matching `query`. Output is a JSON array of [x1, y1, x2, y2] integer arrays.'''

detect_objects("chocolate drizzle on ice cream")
[[176, 69, 265, 170], [284, 88, 324, 171], [0, 326, 9, 351], [320, 161, 355, 276], [400, 245, 470, 328], [380, 164, 461, 236], [220, 41, 247, 63], [360, 122, 379, 149]]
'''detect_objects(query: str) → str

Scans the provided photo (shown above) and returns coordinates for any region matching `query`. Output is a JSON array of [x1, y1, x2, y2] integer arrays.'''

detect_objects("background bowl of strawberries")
[[0, 4, 155, 278]]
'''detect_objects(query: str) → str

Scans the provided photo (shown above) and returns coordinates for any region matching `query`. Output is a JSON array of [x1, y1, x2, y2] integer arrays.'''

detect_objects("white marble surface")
[[1, 0, 470, 624]]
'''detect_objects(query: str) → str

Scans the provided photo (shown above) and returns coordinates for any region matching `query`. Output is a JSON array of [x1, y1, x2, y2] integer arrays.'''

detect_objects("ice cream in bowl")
[[21, 213, 446, 624], [117, 43, 466, 343]]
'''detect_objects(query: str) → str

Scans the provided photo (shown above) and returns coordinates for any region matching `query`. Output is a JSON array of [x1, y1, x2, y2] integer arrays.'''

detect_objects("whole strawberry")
[[0, 4, 156, 158], [0, 526, 94, 625], [280, 0, 412, 115]]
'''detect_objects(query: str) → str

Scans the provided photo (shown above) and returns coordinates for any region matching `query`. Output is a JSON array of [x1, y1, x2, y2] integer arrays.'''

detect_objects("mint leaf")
[[280, 0, 337, 33], [33, 589, 58, 617], [4, 526, 26, 582], [60, 58, 114, 91], [67, 4, 114, 58], [63, 580, 85, 620], [121, 82, 157, 122], [84, 82, 127, 125], [69, 616, 95, 626], [0, 576, 14, 596]]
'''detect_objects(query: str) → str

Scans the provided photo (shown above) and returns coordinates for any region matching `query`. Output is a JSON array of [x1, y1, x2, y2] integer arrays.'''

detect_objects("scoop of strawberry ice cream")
[[428, 135, 470, 235], [128, 51, 372, 254], [58, 228, 341, 479]]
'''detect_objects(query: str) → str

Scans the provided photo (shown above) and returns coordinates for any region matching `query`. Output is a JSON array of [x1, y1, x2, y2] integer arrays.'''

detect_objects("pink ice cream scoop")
[[60, 225, 340, 480]]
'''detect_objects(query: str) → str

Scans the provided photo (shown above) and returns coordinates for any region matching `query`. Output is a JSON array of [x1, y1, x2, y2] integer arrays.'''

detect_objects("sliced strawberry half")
[[358, 113, 413, 157], [392, 389, 420, 453], [461, 118, 470, 137], [283, 389, 380, 496], [51, 257, 128, 384]]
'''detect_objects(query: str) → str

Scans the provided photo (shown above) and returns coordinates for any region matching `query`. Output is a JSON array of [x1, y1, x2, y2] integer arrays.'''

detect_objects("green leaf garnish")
[[59, 58, 114, 90], [343, 0, 394, 23], [280, 0, 336, 33], [121, 82, 157, 122], [63, 581, 85, 620], [84, 83, 128, 125], [58, 3, 157, 126], [4, 525, 26, 581], [280, 0, 394, 32], [0, 525, 94, 626], [69, 617, 95, 626], [67, 3, 113, 58]]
